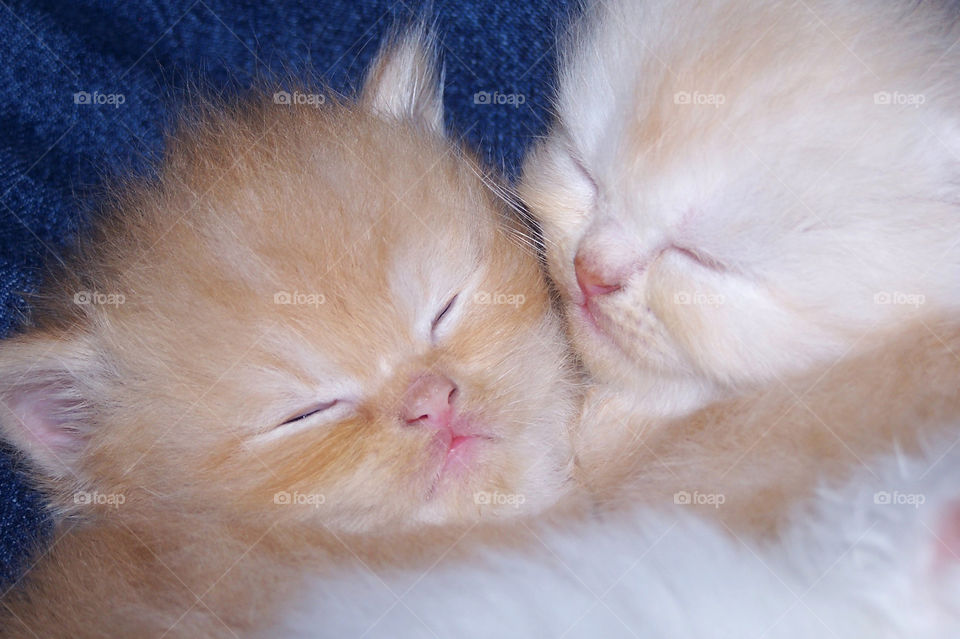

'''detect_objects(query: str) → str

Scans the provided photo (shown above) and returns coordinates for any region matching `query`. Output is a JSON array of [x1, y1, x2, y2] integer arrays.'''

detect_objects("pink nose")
[[401, 374, 458, 428], [575, 250, 622, 298]]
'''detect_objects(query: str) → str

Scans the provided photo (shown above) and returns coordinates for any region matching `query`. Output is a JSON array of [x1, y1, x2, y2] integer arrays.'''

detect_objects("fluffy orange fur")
[[0, 30, 581, 636], [576, 317, 960, 535]]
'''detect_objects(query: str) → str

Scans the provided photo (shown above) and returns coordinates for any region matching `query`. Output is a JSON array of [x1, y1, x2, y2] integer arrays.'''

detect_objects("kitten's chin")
[[567, 300, 719, 418], [412, 431, 574, 527]]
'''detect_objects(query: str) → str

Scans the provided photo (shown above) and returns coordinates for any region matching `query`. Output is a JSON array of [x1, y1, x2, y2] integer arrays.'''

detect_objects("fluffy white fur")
[[521, 0, 960, 414], [278, 439, 960, 638]]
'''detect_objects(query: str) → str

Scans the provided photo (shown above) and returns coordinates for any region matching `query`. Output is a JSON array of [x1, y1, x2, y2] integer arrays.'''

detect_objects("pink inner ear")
[[933, 499, 960, 567], [8, 387, 86, 456]]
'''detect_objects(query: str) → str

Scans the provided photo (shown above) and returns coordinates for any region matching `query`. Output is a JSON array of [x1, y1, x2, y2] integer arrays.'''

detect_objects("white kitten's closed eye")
[[563, 145, 599, 205], [550, 139, 599, 216]]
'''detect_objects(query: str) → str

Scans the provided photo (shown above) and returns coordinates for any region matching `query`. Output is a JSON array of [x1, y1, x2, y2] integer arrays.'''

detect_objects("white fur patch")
[[273, 439, 960, 638]]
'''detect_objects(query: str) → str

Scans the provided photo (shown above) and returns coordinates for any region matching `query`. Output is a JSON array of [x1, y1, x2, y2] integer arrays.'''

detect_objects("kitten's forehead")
[[78, 101, 507, 390]]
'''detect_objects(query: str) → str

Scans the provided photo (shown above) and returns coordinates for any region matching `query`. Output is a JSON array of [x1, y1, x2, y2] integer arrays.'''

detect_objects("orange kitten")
[[0, 29, 579, 636]]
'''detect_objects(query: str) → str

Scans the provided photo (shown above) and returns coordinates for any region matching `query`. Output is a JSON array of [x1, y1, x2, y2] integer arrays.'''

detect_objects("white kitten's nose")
[[401, 374, 458, 429], [575, 251, 623, 298], [573, 218, 643, 302], [574, 221, 640, 300]]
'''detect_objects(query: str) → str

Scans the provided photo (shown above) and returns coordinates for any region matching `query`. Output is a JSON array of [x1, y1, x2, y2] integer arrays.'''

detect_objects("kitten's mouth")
[[572, 296, 639, 361], [440, 435, 483, 476], [576, 297, 613, 339], [425, 428, 496, 499]]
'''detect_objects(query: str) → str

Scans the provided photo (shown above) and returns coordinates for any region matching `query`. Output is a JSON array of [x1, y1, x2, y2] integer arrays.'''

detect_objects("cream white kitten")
[[280, 439, 960, 638], [521, 0, 960, 415]]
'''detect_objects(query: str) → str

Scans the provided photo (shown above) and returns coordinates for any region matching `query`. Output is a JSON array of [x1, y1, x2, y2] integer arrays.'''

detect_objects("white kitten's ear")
[[361, 25, 444, 132], [0, 333, 100, 478]]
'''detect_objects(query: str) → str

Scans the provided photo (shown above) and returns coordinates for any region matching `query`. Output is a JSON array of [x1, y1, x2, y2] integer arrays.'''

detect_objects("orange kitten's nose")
[[575, 251, 622, 299], [402, 374, 458, 429]]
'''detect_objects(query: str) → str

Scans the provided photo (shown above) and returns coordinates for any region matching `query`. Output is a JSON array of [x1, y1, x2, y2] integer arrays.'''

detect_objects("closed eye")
[[431, 293, 459, 335], [670, 244, 726, 272], [279, 400, 338, 426]]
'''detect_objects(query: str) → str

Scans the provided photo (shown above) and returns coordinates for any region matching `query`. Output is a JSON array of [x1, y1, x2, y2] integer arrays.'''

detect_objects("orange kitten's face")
[[0, 33, 577, 533]]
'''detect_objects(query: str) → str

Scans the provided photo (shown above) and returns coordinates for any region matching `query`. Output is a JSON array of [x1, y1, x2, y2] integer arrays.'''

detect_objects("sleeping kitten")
[[521, 0, 960, 415], [519, 0, 960, 534], [0, 28, 579, 636]]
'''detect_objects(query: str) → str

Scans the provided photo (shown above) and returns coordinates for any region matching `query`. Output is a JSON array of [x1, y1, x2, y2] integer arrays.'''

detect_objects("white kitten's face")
[[521, 0, 960, 410]]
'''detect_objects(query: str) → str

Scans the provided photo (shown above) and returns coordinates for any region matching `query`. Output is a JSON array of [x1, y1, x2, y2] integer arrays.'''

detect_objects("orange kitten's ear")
[[361, 25, 444, 132], [0, 333, 100, 478]]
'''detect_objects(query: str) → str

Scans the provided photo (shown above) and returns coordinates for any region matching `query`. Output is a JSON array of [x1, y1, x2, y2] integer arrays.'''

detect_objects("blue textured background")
[[0, 0, 574, 584]]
